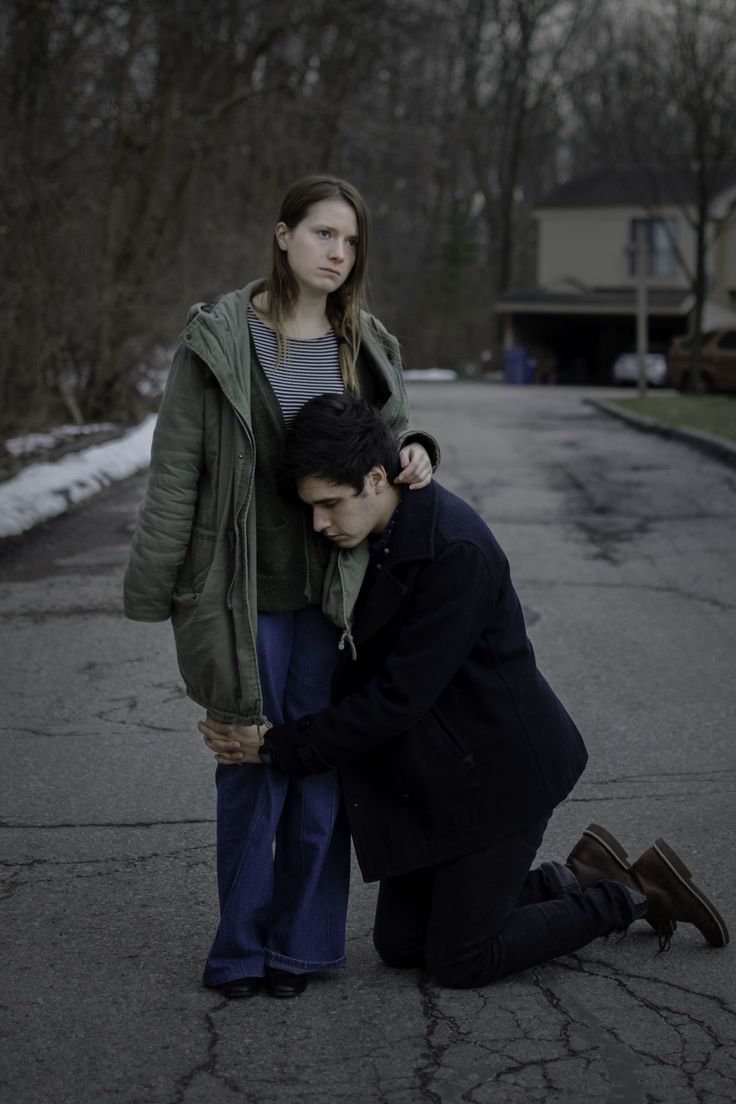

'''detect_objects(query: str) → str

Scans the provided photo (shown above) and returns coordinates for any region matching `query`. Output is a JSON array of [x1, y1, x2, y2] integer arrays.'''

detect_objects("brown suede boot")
[[566, 823, 675, 943], [628, 838, 729, 949], [566, 823, 633, 890]]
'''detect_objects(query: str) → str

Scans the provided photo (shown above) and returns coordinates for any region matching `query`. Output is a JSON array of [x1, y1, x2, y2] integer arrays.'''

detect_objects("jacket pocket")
[[175, 525, 219, 595], [430, 707, 474, 764]]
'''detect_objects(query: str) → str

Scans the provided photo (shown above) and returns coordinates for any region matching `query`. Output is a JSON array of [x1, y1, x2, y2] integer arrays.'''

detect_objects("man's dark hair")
[[279, 394, 401, 493]]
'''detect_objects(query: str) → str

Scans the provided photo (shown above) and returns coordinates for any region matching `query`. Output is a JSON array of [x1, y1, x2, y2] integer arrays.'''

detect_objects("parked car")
[[667, 328, 736, 392], [611, 350, 669, 387]]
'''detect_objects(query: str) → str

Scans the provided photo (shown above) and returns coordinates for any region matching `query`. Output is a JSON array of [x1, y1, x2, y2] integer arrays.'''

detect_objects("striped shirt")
[[248, 305, 343, 424]]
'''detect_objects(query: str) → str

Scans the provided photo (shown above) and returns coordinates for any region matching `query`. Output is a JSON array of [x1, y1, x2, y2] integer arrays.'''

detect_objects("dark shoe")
[[216, 977, 262, 999], [628, 838, 729, 949], [566, 823, 675, 943], [264, 968, 309, 999]]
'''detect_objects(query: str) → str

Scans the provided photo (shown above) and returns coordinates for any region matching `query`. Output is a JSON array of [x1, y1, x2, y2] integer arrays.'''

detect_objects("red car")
[[667, 328, 736, 392]]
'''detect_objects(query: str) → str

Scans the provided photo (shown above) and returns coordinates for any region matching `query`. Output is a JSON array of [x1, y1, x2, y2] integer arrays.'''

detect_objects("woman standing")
[[123, 175, 439, 999]]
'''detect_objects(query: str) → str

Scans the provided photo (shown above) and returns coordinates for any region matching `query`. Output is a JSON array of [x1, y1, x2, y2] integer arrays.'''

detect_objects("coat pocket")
[[175, 525, 220, 595], [430, 707, 474, 764]]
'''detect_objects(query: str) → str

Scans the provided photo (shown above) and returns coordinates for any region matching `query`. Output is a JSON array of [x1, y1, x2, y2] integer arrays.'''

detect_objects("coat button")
[[296, 746, 313, 763]]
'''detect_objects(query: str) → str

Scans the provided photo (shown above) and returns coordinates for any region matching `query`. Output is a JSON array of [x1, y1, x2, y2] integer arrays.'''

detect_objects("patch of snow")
[[0, 415, 156, 538], [403, 368, 458, 381], [6, 423, 117, 456]]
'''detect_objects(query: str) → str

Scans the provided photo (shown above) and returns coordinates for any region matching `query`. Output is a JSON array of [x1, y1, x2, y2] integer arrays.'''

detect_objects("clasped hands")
[[199, 715, 264, 765]]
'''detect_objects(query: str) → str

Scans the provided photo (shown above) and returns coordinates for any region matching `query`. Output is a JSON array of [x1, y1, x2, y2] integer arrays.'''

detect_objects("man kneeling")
[[201, 394, 728, 988]]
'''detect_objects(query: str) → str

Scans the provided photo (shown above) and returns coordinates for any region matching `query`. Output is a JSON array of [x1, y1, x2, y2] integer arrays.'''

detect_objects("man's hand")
[[198, 714, 264, 765], [395, 443, 432, 490]]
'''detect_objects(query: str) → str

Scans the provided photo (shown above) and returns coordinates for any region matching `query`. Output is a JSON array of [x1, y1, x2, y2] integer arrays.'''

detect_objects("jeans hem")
[[265, 949, 347, 972], [203, 972, 265, 989], [202, 959, 266, 987]]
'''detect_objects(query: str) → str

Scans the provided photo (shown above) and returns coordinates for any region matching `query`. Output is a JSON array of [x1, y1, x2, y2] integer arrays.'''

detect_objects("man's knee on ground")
[[426, 945, 500, 989], [373, 929, 425, 970]]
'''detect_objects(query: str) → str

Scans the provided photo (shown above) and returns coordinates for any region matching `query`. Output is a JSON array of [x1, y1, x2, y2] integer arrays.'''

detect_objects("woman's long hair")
[[261, 174, 369, 393]]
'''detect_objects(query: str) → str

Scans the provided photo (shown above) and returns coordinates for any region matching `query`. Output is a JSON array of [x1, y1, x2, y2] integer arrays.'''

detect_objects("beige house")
[[498, 168, 736, 383]]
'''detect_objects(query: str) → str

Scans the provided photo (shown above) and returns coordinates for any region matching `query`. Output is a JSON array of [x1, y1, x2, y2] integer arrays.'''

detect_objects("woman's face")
[[276, 197, 359, 300]]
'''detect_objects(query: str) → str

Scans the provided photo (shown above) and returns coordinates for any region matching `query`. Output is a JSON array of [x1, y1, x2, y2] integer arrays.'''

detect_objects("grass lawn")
[[605, 394, 736, 445]]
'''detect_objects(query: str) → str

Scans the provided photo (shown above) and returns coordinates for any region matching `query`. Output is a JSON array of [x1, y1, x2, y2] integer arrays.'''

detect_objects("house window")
[[628, 218, 679, 279]]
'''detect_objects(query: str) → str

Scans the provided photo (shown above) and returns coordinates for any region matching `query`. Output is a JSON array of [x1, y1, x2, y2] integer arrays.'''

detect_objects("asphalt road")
[[2, 384, 735, 1104]]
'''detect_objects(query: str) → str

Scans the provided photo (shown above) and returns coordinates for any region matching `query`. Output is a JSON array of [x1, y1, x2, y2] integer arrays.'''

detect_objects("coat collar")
[[385, 481, 439, 567], [351, 483, 439, 647]]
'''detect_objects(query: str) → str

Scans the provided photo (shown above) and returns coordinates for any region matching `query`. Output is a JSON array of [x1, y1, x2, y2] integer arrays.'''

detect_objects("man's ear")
[[366, 465, 389, 492]]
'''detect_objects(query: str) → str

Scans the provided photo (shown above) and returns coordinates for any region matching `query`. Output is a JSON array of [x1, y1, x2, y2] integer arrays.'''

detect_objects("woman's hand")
[[395, 443, 432, 490], [198, 714, 264, 765]]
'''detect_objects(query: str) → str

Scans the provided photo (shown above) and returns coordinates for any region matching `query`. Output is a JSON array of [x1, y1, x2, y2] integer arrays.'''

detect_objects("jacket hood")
[[182, 280, 264, 367], [183, 280, 400, 395]]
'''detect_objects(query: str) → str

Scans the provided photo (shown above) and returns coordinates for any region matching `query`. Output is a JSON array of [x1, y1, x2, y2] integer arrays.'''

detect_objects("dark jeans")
[[372, 818, 642, 988]]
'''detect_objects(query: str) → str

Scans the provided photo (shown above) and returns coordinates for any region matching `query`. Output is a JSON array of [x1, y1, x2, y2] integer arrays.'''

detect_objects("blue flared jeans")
[[203, 605, 351, 986]]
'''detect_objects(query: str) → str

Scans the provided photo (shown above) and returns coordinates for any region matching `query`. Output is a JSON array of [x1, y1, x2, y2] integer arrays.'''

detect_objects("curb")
[[584, 399, 736, 469]]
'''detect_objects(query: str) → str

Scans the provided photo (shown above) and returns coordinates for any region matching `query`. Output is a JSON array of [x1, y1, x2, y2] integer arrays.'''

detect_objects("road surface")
[[1, 385, 734, 1104]]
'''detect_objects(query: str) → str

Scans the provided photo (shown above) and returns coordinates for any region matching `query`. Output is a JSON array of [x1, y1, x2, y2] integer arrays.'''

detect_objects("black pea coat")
[[263, 481, 588, 882]]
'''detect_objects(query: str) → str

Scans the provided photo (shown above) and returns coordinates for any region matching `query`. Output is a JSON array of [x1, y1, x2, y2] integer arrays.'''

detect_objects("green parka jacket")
[[123, 280, 439, 724]]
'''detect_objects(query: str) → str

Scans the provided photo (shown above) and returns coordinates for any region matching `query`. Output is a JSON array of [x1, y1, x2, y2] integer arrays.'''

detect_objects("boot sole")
[[653, 838, 729, 948]]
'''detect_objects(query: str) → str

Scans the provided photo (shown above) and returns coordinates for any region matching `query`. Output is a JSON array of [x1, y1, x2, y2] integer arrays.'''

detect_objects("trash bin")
[[503, 346, 534, 385]]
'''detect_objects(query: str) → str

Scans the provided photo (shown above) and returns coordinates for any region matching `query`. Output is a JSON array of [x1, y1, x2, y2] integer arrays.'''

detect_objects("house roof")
[[496, 288, 692, 316], [539, 166, 736, 208]]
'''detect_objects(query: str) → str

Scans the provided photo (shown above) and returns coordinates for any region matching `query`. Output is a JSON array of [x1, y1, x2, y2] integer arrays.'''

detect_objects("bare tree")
[[570, 0, 736, 390], [0, 0, 616, 432], [449, 0, 603, 366]]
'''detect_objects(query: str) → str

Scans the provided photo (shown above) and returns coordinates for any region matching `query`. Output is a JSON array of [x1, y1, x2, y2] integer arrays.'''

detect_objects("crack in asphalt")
[[0, 818, 214, 829], [576, 768, 736, 785], [404, 943, 735, 1104], [568, 788, 735, 805], [569, 770, 736, 803], [0, 720, 187, 738], [520, 577, 736, 615], [554, 954, 736, 1103], [0, 844, 213, 901], [415, 975, 471, 1102], [554, 460, 736, 571], [0, 843, 211, 874], [166, 1000, 246, 1104], [559, 952, 736, 1035], [532, 969, 648, 1103]]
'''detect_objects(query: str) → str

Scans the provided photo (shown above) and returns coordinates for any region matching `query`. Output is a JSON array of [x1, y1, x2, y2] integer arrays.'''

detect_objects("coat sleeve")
[[123, 344, 205, 621], [261, 540, 498, 772]]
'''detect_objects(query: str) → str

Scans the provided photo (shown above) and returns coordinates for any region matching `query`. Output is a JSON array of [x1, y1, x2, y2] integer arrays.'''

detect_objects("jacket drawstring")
[[337, 553, 357, 660]]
